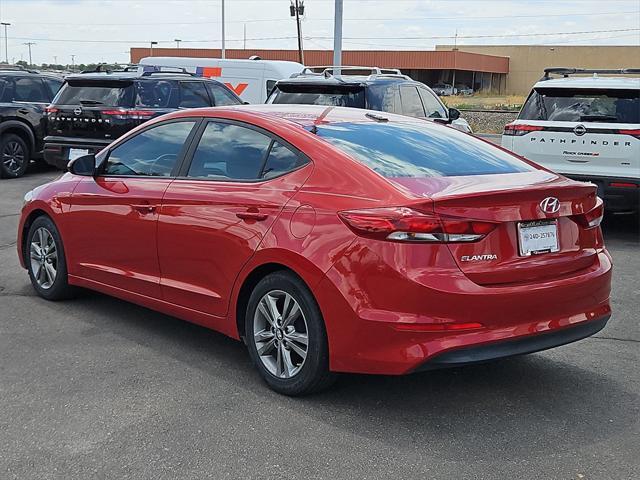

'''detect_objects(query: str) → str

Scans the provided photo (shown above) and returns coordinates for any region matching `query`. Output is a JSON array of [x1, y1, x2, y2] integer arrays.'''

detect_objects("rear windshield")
[[519, 88, 639, 123], [54, 81, 135, 107], [315, 122, 533, 178], [269, 86, 365, 108]]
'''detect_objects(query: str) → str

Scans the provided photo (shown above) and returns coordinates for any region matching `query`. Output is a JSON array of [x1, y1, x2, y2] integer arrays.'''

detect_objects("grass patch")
[[444, 95, 525, 111]]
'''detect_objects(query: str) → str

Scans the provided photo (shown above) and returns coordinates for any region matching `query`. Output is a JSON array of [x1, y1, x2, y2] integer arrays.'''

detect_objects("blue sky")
[[3, 0, 639, 64]]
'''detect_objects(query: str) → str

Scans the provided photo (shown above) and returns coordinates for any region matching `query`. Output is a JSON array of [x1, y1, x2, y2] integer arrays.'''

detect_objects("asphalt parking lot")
[[1, 166, 638, 480]]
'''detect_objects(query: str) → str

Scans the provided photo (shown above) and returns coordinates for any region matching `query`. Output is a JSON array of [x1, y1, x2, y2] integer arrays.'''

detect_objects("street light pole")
[[24, 42, 35, 66], [1, 23, 10, 64], [174, 39, 181, 49], [221, 0, 226, 59], [71, 54, 75, 72], [333, 0, 343, 75], [290, 0, 305, 65], [150, 41, 158, 57]]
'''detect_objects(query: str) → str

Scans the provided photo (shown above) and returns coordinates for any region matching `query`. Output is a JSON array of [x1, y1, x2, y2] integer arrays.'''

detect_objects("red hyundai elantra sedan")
[[17, 105, 612, 395]]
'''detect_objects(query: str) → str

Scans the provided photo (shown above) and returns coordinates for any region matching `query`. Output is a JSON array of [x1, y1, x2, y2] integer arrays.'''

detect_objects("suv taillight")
[[503, 123, 544, 136], [101, 109, 156, 120], [571, 199, 604, 229], [338, 207, 496, 243], [618, 129, 640, 139], [45, 107, 59, 114]]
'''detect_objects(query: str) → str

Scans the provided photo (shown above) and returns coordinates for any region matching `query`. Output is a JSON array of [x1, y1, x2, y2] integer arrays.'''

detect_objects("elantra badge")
[[461, 254, 498, 262], [540, 197, 560, 214]]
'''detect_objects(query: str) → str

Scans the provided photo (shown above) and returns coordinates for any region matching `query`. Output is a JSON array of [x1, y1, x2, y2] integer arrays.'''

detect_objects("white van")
[[138, 57, 303, 104]]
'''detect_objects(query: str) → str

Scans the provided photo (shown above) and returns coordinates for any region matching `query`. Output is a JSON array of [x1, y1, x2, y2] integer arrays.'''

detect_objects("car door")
[[157, 120, 311, 317], [399, 84, 426, 118], [64, 119, 198, 298], [12, 76, 51, 144]]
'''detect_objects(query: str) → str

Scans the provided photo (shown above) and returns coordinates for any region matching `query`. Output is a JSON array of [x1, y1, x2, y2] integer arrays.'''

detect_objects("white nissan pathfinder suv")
[[502, 68, 639, 214]]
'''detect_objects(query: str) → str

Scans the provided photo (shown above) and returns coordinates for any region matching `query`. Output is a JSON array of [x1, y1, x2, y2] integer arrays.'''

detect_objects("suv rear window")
[[54, 81, 134, 107], [316, 122, 533, 178], [269, 85, 365, 108], [519, 88, 640, 123]]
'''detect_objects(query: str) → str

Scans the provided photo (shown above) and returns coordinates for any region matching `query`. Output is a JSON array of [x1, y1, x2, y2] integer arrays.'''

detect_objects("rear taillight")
[[572, 199, 604, 229], [618, 129, 640, 139], [609, 181, 639, 188], [503, 123, 544, 136], [45, 107, 59, 114], [338, 207, 497, 243], [101, 109, 156, 120]]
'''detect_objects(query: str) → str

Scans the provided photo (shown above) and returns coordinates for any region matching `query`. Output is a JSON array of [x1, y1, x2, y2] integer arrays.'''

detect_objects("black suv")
[[0, 66, 63, 178], [267, 66, 471, 133], [44, 66, 243, 170]]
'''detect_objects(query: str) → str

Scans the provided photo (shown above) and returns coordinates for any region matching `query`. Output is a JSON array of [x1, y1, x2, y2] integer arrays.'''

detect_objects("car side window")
[[262, 141, 307, 179], [418, 87, 448, 119], [43, 78, 63, 100], [266, 80, 277, 96], [367, 84, 401, 114], [179, 82, 211, 108], [187, 122, 272, 180], [207, 83, 241, 106], [103, 121, 196, 177], [400, 85, 425, 118], [14, 77, 49, 103]]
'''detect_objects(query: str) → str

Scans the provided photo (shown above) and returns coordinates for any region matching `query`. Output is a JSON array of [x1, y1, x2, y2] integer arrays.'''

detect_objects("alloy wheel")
[[30, 227, 58, 290], [253, 290, 309, 379], [3, 141, 25, 174]]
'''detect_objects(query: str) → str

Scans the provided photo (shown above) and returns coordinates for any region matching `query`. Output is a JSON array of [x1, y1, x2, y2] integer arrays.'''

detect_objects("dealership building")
[[130, 45, 639, 95]]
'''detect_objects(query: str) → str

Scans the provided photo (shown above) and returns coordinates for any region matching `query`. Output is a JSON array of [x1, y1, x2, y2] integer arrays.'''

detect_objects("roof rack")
[[0, 64, 39, 74], [541, 67, 640, 80], [140, 65, 195, 76], [293, 65, 411, 81]]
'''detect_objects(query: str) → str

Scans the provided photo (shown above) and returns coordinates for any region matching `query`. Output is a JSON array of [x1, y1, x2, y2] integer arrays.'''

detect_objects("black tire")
[[0, 133, 30, 179], [26, 215, 76, 301], [245, 271, 335, 396]]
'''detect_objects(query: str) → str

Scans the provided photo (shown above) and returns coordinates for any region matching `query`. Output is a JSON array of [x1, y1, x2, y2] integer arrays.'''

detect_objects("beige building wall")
[[436, 45, 640, 95]]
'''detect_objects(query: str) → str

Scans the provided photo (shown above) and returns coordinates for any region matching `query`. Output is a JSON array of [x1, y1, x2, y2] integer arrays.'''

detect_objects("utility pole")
[[24, 42, 35, 66], [243, 23, 246, 50], [53, 55, 57, 65], [150, 41, 158, 57], [333, 0, 343, 75], [290, 0, 305, 64], [71, 54, 75, 72], [174, 38, 181, 49], [221, 0, 225, 58], [1, 23, 9, 64]]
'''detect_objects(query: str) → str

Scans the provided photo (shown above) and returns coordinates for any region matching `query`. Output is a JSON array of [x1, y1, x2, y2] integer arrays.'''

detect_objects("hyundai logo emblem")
[[540, 197, 561, 214], [573, 124, 587, 136], [73, 107, 82, 116]]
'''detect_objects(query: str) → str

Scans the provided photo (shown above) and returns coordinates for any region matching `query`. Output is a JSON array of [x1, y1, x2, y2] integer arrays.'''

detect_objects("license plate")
[[68, 148, 89, 161], [517, 220, 560, 256]]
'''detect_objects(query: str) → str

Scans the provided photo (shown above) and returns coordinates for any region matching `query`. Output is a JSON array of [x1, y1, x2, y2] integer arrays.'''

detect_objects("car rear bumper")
[[563, 174, 639, 213], [43, 137, 110, 170], [413, 314, 609, 372], [317, 245, 612, 375]]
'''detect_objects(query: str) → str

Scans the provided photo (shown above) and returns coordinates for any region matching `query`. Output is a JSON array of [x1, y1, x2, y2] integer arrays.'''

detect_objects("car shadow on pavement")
[[58, 288, 637, 463]]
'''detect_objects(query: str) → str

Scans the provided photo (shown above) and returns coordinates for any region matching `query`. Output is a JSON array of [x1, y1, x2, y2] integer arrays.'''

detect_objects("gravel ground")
[[460, 110, 519, 134], [0, 166, 638, 480]]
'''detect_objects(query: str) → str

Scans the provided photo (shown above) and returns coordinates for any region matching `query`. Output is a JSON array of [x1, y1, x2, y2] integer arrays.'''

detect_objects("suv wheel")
[[0, 133, 29, 178], [245, 271, 335, 396]]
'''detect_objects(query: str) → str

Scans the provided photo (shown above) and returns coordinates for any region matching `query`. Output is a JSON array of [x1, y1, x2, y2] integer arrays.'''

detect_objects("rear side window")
[[43, 78, 63, 99], [519, 88, 640, 123], [366, 84, 401, 114], [14, 77, 49, 102], [207, 83, 241, 106], [179, 82, 211, 108], [54, 81, 134, 107], [269, 86, 365, 108], [399, 85, 425, 118], [135, 80, 176, 108], [262, 142, 307, 179], [316, 122, 533, 178], [187, 122, 272, 180], [103, 121, 195, 176]]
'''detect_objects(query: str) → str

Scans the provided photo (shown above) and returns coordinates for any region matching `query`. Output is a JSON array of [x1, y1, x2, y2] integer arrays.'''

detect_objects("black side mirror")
[[68, 154, 96, 176], [448, 107, 461, 121]]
